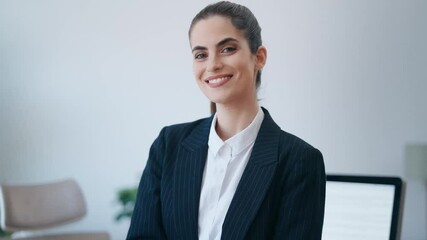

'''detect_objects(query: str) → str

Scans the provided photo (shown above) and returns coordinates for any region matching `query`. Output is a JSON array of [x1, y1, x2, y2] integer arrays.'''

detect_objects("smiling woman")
[[190, 16, 265, 129], [127, 1, 326, 240]]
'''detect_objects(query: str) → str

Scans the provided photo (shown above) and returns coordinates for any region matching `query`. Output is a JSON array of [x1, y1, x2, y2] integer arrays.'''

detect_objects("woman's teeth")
[[208, 76, 231, 83]]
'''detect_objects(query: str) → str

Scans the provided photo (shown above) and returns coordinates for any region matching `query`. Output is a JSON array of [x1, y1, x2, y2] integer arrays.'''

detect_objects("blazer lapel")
[[222, 108, 281, 240], [173, 116, 212, 239]]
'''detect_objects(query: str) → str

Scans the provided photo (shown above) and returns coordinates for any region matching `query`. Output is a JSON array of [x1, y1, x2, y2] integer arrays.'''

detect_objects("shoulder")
[[278, 130, 321, 157], [262, 107, 323, 170], [158, 116, 213, 143], [262, 107, 321, 158], [276, 129, 324, 179]]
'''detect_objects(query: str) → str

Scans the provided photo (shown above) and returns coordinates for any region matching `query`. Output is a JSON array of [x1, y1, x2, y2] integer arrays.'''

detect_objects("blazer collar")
[[181, 107, 279, 152], [173, 115, 213, 239], [181, 114, 213, 151], [222, 107, 282, 239], [174, 107, 281, 239]]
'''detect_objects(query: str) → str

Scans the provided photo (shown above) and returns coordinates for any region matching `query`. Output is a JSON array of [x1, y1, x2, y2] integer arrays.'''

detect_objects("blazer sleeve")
[[273, 146, 326, 240], [127, 128, 167, 240]]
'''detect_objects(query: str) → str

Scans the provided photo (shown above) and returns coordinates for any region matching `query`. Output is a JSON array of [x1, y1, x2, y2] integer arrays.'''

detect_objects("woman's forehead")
[[190, 16, 245, 48]]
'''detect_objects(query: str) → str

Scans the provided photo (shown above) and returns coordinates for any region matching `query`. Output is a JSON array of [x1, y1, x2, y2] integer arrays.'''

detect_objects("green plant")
[[0, 227, 12, 237], [115, 187, 138, 221]]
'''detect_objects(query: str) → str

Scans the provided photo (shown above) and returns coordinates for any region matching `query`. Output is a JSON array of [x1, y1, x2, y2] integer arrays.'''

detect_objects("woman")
[[127, 2, 325, 239]]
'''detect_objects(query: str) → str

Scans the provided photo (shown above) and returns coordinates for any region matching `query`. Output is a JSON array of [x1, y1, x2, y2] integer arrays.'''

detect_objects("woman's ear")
[[255, 46, 267, 70]]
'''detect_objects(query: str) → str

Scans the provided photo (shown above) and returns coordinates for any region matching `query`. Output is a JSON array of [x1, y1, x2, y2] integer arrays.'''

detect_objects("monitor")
[[322, 175, 404, 240]]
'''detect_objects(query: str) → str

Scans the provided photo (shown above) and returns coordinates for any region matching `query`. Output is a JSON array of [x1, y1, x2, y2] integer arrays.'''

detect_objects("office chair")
[[0, 179, 110, 240]]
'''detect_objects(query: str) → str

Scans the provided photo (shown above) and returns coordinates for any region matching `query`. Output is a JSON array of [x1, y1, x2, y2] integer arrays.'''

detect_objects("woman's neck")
[[214, 100, 260, 141]]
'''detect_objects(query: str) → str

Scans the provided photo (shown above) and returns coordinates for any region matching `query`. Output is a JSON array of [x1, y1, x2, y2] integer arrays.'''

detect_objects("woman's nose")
[[206, 55, 223, 72]]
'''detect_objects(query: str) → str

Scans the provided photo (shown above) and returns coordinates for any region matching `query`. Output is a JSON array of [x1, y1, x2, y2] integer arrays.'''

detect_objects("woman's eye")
[[194, 53, 207, 59], [222, 46, 236, 53]]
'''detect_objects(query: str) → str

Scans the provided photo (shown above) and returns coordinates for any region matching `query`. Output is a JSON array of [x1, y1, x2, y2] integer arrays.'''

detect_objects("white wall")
[[0, 0, 426, 239]]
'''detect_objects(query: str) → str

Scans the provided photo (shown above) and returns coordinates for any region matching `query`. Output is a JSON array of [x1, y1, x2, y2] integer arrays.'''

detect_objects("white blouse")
[[198, 107, 264, 240]]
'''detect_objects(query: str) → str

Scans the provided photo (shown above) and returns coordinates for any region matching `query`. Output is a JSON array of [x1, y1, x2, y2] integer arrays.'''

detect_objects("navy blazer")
[[127, 108, 325, 240]]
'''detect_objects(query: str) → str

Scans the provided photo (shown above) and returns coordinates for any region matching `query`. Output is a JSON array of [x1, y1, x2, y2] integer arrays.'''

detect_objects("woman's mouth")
[[205, 74, 233, 88]]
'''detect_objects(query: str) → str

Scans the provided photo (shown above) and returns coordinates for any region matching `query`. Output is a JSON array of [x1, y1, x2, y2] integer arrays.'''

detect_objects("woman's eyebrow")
[[217, 37, 238, 47], [191, 37, 239, 52], [192, 46, 207, 52]]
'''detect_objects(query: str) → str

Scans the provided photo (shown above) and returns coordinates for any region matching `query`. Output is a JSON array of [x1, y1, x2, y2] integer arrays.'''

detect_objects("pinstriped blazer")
[[127, 108, 325, 240]]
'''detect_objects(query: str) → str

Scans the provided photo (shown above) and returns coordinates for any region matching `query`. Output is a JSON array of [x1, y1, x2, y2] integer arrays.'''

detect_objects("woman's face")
[[190, 16, 265, 108]]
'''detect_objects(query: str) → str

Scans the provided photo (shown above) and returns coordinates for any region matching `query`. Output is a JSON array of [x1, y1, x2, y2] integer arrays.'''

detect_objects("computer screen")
[[322, 175, 403, 240]]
